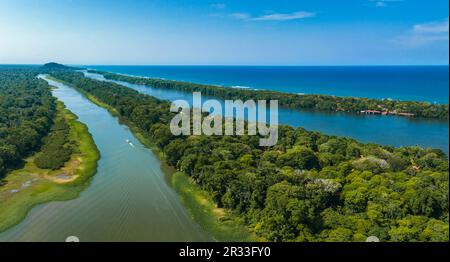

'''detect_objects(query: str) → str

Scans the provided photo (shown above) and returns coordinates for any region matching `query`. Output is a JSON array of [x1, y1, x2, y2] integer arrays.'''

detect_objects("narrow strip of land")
[[0, 101, 99, 233], [48, 70, 449, 242], [90, 70, 449, 120], [48, 75, 258, 241]]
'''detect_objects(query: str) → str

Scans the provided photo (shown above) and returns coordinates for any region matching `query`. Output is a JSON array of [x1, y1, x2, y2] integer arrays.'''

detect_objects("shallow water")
[[0, 76, 210, 242]]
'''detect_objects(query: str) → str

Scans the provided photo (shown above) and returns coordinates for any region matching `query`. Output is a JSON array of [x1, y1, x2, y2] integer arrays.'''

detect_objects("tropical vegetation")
[[91, 70, 449, 120], [0, 68, 55, 178], [0, 67, 99, 233], [51, 70, 449, 242]]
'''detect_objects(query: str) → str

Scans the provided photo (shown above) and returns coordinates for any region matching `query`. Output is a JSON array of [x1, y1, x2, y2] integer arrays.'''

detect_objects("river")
[[83, 71, 449, 155], [1, 70, 446, 241], [0, 76, 210, 242]]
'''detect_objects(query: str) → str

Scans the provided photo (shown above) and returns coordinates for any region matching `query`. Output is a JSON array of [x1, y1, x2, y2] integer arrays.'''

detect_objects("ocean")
[[83, 67, 449, 154], [86, 65, 449, 103]]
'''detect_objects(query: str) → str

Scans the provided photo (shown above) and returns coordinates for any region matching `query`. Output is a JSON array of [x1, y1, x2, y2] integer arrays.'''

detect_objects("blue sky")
[[0, 0, 448, 65]]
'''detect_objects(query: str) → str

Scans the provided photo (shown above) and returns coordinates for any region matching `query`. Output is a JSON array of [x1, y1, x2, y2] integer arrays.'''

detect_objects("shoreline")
[[50, 75, 259, 242], [46, 71, 449, 242], [84, 65, 449, 104], [82, 70, 449, 156], [87, 69, 449, 120], [0, 101, 100, 233]]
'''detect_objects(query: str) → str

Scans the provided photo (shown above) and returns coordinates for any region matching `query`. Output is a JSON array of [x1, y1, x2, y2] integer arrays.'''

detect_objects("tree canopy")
[[0, 68, 56, 177], [51, 71, 449, 242], [92, 70, 449, 120]]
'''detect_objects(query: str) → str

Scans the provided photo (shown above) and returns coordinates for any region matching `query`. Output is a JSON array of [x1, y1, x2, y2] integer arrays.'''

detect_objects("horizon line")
[[1, 63, 449, 67]]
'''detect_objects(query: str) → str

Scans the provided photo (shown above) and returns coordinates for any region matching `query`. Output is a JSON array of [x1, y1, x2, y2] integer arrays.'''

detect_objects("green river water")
[[0, 76, 210, 241]]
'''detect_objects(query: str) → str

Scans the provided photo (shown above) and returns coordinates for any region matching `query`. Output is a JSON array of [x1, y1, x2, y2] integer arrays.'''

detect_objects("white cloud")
[[251, 11, 315, 21], [395, 18, 449, 48], [229, 13, 250, 20], [369, 0, 403, 8], [228, 11, 315, 21], [398, 34, 449, 48], [413, 19, 449, 34]]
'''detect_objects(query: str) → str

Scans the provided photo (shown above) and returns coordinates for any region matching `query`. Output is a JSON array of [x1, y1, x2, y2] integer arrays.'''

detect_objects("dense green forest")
[[0, 68, 56, 177], [52, 71, 449, 242], [34, 117, 73, 170], [91, 70, 449, 120]]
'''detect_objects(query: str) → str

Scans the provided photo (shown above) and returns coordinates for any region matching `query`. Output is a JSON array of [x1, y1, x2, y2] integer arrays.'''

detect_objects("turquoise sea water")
[[83, 69, 449, 154], [87, 65, 449, 103]]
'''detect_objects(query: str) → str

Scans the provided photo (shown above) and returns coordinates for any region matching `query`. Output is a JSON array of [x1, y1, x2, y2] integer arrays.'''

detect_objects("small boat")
[[126, 139, 135, 147]]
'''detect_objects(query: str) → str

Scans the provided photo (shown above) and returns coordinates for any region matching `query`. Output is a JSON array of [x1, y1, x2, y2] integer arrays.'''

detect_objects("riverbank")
[[50, 75, 259, 242], [49, 71, 448, 242], [130, 124, 260, 241], [90, 69, 449, 120], [119, 117, 259, 241], [0, 101, 100, 233], [172, 172, 261, 241], [86, 65, 450, 104], [83, 70, 449, 155]]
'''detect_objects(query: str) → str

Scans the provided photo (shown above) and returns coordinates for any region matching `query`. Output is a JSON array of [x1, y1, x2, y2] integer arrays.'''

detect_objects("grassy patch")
[[0, 102, 100, 233], [172, 172, 260, 242]]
